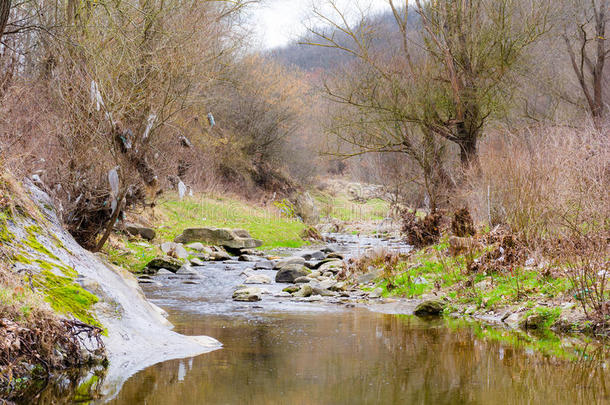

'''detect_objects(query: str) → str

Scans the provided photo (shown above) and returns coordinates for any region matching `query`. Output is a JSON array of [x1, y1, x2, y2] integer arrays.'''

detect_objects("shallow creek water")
[[104, 234, 609, 405], [17, 235, 610, 404]]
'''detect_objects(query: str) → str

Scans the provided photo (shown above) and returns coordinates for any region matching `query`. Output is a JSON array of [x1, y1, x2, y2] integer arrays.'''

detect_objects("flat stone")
[[310, 258, 341, 269], [318, 260, 343, 274], [326, 252, 344, 260], [253, 260, 274, 270], [244, 274, 272, 284], [274, 257, 306, 269], [138, 279, 162, 287], [294, 276, 312, 284], [356, 270, 382, 284], [239, 255, 260, 262], [186, 242, 206, 251], [282, 285, 301, 293], [301, 250, 326, 261], [210, 251, 231, 261], [125, 224, 156, 241], [183, 280, 200, 285], [310, 284, 337, 297], [190, 257, 205, 266], [156, 268, 173, 275], [176, 264, 198, 275]]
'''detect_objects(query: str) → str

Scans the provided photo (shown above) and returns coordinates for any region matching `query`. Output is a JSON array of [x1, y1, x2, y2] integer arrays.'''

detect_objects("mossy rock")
[[145, 256, 183, 273], [414, 299, 446, 317]]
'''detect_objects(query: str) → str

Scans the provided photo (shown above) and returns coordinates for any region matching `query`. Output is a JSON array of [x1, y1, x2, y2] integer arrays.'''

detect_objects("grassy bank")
[[106, 193, 309, 273], [156, 195, 308, 249], [353, 232, 608, 337]]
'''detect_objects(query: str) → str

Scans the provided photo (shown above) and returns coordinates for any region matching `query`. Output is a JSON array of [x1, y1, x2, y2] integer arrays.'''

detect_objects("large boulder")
[[275, 264, 310, 283], [293, 192, 320, 225], [174, 227, 262, 250]]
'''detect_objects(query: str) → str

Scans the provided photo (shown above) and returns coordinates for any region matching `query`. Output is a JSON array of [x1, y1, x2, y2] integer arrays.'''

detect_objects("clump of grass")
[[104, 236, 162, 273]]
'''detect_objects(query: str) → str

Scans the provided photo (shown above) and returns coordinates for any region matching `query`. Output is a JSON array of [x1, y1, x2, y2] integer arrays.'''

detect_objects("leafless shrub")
[[451, 208, 475, 237], [400, 210, 444, 248], [462, 125, 609, 245]]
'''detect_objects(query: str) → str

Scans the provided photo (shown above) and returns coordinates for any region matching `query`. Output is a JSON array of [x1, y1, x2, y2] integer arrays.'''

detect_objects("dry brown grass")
[[462, 125, 609, 245]]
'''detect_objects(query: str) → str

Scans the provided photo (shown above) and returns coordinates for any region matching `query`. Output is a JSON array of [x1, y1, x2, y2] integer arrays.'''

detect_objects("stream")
[[21, 235, 610, 404]]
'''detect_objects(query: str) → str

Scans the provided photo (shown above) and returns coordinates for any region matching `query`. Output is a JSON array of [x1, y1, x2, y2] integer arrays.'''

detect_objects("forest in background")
[[0, 0, 607, 258]]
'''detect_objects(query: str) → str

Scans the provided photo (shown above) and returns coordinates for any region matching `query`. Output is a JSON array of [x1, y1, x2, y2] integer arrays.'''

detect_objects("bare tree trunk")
[[456, 122, 479, 169], [0, 0, 11, 40], [93, 190, 126, 253]]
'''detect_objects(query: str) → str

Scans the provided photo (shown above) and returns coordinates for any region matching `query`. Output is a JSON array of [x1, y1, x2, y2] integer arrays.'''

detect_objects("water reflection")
[[6, 365, 106, 405], [107, 310, 609, 405]]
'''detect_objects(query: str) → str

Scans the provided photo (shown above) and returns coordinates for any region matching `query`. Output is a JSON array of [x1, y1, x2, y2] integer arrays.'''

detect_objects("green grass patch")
[[157, 194, 307, 249], [104, 239, 161, 273], [378, 246, 467, 298], [311, 191, 390, 222]]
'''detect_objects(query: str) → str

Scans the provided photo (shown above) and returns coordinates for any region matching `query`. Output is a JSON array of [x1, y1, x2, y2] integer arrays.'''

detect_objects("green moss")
[[0, 211, 15, 243], [524, 306, 562, 330], [11, 253, 33, 265], [23, 226, 61, 261], [33, 271, 104, 331]]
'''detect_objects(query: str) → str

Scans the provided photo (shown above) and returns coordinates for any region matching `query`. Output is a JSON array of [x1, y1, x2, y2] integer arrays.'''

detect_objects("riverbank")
[[0, 179, 222, 402], [344, 228, 609, 340]]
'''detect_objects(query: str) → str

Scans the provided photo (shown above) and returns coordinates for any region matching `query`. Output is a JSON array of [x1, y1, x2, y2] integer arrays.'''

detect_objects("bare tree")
[[306, 0, 549, 207], [563, 0, 609, 127], [0, 1, 10, 40]]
